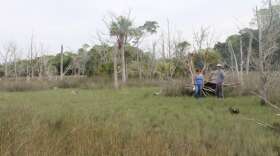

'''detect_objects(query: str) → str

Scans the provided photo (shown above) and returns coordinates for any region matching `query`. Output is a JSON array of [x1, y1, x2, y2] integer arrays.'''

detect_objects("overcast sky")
[[0, 0, 262, 54]]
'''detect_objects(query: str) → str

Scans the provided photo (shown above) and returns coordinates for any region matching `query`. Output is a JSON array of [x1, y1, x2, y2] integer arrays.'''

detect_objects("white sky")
[[0, 0, 262, 54]]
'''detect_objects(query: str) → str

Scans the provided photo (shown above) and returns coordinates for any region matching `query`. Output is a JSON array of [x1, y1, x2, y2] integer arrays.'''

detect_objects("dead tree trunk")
[[246, 32, 253, 75], [30, 34, 34, 79], [240, 37, 244, 85], [12, 47, 17, 81], [167, 19, 171, 58], [60, 45, 64, 80], [39, 56, 44, 80], [161, 33, 166, 59], [150, 42, 157, 79], [256, 7, 267, 105], [228, 41, 240, 82]]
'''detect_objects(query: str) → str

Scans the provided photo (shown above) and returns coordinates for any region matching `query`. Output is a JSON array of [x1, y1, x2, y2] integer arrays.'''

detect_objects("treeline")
[[0, 42, 221, 80], [2, 27, 278, 82], [0, 2, 279, 89], [215, 28, 280, 72]]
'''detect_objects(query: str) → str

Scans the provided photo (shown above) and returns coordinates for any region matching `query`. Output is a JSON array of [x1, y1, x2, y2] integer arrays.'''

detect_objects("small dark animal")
[[229, 107, 240, 115]]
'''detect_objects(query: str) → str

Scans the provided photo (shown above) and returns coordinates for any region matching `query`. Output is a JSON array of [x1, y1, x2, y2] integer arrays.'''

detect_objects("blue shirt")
[[195, 74, 204, 85]]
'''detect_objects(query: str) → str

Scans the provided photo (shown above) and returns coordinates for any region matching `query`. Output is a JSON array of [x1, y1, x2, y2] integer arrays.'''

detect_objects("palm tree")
[[110, 16, 134, 84]]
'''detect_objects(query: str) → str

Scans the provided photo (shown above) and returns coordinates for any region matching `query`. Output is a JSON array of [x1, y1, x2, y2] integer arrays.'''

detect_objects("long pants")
[[216, 83, 224, 98], [194, 84, 203, 98]]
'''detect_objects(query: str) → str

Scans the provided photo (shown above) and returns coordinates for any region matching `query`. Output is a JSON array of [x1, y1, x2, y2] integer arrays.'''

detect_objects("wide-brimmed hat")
[[216, 64, 223, 67]]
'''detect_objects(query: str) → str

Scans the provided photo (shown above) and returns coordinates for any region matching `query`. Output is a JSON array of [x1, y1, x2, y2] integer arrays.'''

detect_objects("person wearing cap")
[[215, 64, 225, 99]]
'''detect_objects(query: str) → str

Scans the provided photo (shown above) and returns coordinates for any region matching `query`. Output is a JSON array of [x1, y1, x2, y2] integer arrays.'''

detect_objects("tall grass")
[[161, 80, 193, 97], [0, 77, 164, 92], [0, 77, 111, 92], [0, 88, 279, 155]]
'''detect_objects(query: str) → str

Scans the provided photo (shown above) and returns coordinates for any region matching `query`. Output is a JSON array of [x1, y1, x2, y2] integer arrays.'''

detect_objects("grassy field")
[[0, 87, 279, 156]]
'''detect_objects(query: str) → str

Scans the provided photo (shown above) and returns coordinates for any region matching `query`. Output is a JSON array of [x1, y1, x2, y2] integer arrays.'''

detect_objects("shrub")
[[0, 80, 51, 92], [126, 79, 164, 88], [161, 80, 193, 97], [55, 79, 84, 89]]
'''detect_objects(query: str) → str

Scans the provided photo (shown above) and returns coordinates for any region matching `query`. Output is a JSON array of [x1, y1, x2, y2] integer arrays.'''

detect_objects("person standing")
[[194, 69, 204, 98], [215, 64, 225, 99]]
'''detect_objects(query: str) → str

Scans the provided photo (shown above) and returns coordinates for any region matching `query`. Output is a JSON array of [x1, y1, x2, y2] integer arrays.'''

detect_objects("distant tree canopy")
[[51, 52, 75, 75], [214, 26, 280, 70]]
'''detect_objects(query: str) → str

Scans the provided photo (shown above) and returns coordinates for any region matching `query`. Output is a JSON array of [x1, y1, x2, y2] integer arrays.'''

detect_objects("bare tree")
[[228, 41, 240, 82], [239, 29, 254, 76], [60, 45, 64, 80], [161, 32, 166, 59], [240, 37, 244, 85], [30, 34, 35, 79], [10, 43, 18, 81], [167, 19, 172, 58], [0, 43, 14, 79], [255, 0, 280, 104], [193, 26, 209, 52], [245, 30, 254, 75], [192, 26, 217, 73]]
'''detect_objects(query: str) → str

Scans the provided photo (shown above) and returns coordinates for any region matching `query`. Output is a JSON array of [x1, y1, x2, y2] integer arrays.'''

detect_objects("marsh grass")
[[0, 77, 110, 92], [0, 87, 279, 155], [0, 77, 164, 92]]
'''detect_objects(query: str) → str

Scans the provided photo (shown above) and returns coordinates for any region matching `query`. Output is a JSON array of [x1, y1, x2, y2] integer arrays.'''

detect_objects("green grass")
[[0, 87, 279, 156]]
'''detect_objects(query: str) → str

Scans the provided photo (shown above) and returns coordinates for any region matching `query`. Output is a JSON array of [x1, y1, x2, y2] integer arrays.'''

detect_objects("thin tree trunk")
[[228, 41, 240, 81], [14, 57, 17, 81], [121, 44, 126, 83], [246, 32, 253, 75], [113, 45, 119, 89], [30, 34, 34, 79], [60, 45, 64, 80], [39, 56, 44, 80], [137, 45, 142, 80], [26, 61, 30, 81], [125, 57, 128, 80], [151, 43, 156, 80], [240, 38, 244, 85], [167, 19, 171, 58], [161, 33, 166, 59], [139, 52, 143, 80], [4, 61, 8, 79], [257, 7, 267, 105], [188, 55, 195, 85], [230, 44, 235, 79]]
